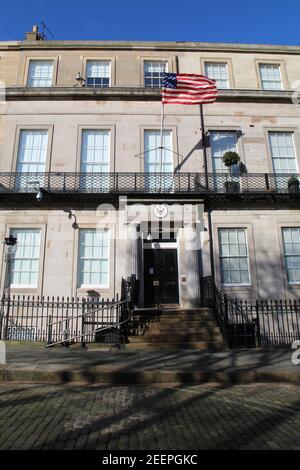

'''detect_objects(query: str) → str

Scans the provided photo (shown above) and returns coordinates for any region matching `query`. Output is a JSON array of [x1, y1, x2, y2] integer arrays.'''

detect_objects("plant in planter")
[[222, 151, 241, 193], [288, 175, 300, 193]]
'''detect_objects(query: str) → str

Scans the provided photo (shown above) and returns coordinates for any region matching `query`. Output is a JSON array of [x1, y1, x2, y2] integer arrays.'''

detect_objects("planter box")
[[224, 180, 240, 193], [288, 183, 299, 193]]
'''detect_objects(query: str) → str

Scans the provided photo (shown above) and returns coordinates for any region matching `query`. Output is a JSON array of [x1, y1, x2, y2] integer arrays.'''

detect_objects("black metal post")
[[47, 315, 52, 346], [200, 104, 209, 190], [207, 209, 215, 284], [81, 298, 86, 347], [4, 296, 11, 341], [200, 104, 215, 287]]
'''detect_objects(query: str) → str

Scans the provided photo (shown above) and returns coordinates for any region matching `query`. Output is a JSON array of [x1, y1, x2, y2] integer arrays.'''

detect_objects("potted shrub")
[[222, 151, 241, 193], [288, 175, 300, 193]]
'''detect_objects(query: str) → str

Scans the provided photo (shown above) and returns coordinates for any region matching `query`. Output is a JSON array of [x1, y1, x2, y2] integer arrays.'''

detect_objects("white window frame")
[[205, 62, 229, 89], [144, 130, 173, 192], [85, 60, 111, 88], [282, 227, 300, 285], [9, 228, 41, 288], [80, 129, 110, 191], [269, 131, 298, 175], [210, 130, 239, 173], [144, 130, 173, 173], [218, 228, 251, 286], [259, 63, 283, 90], [77, 229, 110, 289], [27, 60, 54, 87], [144, 61, 168, 88], [16, 130, 48, 190]]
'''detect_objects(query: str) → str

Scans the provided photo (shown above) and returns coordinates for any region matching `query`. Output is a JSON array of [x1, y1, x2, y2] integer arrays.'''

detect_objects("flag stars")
[[163, 72, 177, 89]]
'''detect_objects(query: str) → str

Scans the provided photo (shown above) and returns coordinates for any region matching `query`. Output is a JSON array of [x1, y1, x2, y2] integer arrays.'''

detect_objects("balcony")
[[0, 172, 299, 206]]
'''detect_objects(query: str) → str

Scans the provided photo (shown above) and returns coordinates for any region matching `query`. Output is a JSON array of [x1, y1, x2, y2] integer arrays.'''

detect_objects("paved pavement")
[[0, 383, 300, 450], [0, 342, 300, 384]]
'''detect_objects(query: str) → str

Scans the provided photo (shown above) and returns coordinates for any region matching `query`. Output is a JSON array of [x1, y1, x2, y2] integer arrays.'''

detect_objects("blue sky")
[[0, 0, 299, 45]]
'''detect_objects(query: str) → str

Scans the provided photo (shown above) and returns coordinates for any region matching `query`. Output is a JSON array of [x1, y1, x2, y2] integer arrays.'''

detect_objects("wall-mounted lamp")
[[36, 187, 47, 202], [3, 235, 17, 298], [147, 231, 152, 242], [66, 209, 79, 229]]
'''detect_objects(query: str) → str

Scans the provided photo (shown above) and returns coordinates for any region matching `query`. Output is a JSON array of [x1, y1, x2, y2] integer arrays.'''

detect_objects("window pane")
[[27, 61, 54, 87], [269, 132, 297, 175], [86, 61, 111, 87], [144, 61, 167, 88], [16, 130, 48, 189], [80, 130, 110, 190], [210, 131, 237, 173], [78, 229, 110, 287], [205, 63, 229, 89], [282, 227, 300, 284], [144, 130, 173, 191], [259, 64, 282, 90], [9, 229, 41, 287], [219, 228, 250, 285]]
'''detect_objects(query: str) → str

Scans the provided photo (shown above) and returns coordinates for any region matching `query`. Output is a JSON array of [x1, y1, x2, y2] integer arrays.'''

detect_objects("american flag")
[[162, 73, 218, 105]]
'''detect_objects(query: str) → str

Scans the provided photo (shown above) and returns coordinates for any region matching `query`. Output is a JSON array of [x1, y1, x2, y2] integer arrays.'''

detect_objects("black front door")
[[144, 248, 179, 305]]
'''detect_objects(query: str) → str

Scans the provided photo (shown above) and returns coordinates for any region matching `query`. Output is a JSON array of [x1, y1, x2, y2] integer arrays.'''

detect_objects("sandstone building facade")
[[0, 26, 299, 306]]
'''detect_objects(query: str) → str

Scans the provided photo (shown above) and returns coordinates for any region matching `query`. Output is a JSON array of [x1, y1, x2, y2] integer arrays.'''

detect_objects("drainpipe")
[[207, 208, 215, 283]]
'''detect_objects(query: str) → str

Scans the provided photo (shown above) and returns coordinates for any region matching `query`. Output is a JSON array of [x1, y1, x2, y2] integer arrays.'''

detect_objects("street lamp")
[[3, 235, 17, 298]]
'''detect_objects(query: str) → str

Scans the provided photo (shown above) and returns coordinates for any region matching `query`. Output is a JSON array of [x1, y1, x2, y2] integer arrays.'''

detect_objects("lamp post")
[[0, 235, 17, 340], [3, 235, 17, 298]]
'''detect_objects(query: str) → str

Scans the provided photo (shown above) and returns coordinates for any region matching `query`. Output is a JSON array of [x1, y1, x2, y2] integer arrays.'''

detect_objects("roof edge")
[[0, 40, 300, 54]]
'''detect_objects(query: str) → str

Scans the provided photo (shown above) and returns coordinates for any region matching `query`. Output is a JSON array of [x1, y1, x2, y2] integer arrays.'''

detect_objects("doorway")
[[144, 245, 179, 305]]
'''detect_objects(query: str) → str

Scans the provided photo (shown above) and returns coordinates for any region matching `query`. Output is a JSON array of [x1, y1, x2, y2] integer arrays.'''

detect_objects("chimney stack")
[[24, 25, 42, 41]]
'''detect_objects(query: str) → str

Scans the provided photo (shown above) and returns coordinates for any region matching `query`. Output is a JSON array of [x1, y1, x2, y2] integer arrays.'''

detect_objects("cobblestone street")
[[0, 383, 300, 450]]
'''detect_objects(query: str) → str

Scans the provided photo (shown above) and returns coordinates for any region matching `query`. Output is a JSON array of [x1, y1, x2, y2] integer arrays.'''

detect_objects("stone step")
[[126, 341, 225, 351], [145, 323, 220, 334], [129, 333, 224, 342], [2, 363, 299, 384], [131, 312, 215, 320], [161, 308, 212, 312], [131, 316, 216, 322], [158, 315, 216, 321], [161, 311, 213, 315], [130, 321, 218, 329]]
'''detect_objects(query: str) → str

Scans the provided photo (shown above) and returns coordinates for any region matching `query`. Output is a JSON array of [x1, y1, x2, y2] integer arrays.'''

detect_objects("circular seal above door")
[[153, 204, 169, 219]]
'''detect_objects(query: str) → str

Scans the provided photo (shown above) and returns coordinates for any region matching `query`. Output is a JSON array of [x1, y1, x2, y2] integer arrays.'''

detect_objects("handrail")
[[201, 276, 257, 347], [46, 299, 130, 347], [47, 299, 125, 328], [202, 276, 252, 323]]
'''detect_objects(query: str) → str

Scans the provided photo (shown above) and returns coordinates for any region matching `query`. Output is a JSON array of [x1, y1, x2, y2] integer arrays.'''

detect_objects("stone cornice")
[[4, 86, 294, 103], [0, 40, 300, 55]]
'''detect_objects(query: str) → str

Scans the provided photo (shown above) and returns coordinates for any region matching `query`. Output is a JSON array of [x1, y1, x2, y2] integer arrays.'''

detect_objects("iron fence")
[[201, 276, 300, 347], [0, 278, 132, 345], [0, 171, 298, 195]]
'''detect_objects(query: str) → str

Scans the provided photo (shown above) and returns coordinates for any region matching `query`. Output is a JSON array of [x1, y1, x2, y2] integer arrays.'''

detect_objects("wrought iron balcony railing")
[[0, 172, 299, 196]]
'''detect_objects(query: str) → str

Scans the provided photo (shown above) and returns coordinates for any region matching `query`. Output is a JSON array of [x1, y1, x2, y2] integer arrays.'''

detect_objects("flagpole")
[[200, 103, 215, 283], [160, 101, 165, 171], [200, 104, 208, 189]]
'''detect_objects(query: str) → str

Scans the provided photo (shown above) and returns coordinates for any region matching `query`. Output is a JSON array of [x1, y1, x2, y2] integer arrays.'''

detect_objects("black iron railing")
[[201, 276, 258, 348], [0, 172, 298, 195], [201, 276, 300, 347], [0, 277, 133, 345]]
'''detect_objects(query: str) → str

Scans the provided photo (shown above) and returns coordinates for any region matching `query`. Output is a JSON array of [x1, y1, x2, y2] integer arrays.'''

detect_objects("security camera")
[[75, 72, 85, 86]]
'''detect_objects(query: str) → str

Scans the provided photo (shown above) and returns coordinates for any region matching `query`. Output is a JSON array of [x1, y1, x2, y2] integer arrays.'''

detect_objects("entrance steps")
[[126, 306, 225, 351]]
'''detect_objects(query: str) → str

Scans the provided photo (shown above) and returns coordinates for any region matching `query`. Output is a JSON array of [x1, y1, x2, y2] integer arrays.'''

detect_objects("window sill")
[[77, 285, 110, 290], [222, 284, 251, 288]]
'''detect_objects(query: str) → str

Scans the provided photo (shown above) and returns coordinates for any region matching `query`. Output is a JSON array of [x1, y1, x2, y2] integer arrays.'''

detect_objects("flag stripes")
[[162, 73, 218, 105]]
